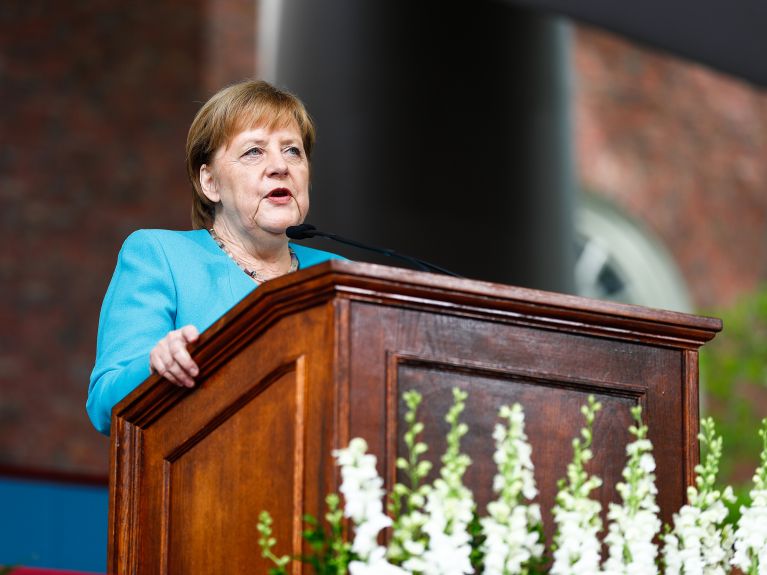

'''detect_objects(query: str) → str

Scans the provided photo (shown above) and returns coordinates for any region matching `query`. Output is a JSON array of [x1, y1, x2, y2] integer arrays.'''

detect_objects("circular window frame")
[[575, 193, 693, 313]]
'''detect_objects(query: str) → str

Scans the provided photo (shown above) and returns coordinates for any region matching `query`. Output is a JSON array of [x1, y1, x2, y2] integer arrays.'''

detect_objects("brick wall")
[[574, 25, 767, 309], [0, 0, 254, 475]]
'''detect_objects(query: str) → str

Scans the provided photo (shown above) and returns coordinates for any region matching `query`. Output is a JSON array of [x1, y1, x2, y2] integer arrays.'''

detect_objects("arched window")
[[574, 194, 692, 313]]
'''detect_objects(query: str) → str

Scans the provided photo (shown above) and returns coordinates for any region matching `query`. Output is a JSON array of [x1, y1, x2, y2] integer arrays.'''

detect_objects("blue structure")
[[0, 477, 108, 573]]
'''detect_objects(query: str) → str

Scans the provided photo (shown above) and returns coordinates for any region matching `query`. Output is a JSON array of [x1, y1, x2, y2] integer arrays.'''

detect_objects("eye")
[[243, 147, 263, 158], [284, 145, 303, 158]]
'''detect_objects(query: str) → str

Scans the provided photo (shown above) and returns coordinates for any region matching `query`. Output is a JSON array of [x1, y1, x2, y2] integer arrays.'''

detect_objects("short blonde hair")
[[186, 79, 316, 229]]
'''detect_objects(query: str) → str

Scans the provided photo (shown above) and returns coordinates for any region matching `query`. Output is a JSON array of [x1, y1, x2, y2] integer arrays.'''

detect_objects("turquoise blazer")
[[87, 229, 345, 435]]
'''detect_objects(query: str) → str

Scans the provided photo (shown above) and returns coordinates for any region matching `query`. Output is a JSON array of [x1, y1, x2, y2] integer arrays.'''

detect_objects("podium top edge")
[[258, 259, 723, 336]]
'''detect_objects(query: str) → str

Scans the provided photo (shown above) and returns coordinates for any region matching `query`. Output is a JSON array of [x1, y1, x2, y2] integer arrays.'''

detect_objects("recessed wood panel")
[[347, 301, 685, 528], [162, 368, 303, 573], [390, 359, 638, 543]]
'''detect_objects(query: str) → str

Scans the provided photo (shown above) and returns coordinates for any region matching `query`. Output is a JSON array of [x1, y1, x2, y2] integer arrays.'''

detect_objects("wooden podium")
[[108, 261, 721, 574]]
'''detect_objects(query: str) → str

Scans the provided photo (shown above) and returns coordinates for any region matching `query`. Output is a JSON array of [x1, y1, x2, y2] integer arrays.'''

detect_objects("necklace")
[[209, 228, 299, 283]]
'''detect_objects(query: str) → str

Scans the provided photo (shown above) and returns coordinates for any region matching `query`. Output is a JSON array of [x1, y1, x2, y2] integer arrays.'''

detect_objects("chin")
[[259, 221, 299, 235], [257, 211, 303, 233]]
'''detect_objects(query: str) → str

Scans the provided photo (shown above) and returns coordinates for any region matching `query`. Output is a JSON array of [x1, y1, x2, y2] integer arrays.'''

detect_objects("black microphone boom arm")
[[285, 224, 462, 278]]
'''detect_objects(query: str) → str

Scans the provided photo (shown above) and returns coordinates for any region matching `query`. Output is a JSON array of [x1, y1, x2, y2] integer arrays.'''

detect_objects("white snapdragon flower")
[[664, 497, 734, 575], [389, 390, 432, 569], [551, 397, 604, 575], [334, 438, 409, 573], [418, 479, 475, 575], [662, 418, 735, 575], [411, 388, 475, 575], [550, 496, 603, 575], [481, 404, 545, 575], [602, 407, 661, 575], [731, 418, 767, 575], [731, 489, 767, 575], [350, 547, 411, 575]]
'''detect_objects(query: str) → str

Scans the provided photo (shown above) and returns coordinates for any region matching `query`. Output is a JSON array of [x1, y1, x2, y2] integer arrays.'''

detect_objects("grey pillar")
[[272, 0, 575, 293]]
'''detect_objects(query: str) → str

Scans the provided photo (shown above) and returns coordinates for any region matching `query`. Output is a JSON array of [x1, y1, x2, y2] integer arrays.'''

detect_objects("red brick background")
[[575, 25, 767, 309], [0, 0, 253, 475]]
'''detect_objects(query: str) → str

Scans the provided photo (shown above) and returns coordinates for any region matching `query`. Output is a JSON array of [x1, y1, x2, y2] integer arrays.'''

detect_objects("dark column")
[[271, 0, 575, 293]]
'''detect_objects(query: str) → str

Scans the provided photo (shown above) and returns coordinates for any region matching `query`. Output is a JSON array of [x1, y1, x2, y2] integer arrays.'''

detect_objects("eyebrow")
[[236, 136, 302, 148], [237, 137, 267, 147]]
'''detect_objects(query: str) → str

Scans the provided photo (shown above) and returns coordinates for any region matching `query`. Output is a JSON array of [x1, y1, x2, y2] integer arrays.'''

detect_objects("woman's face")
[[200, 122, 310, 240]]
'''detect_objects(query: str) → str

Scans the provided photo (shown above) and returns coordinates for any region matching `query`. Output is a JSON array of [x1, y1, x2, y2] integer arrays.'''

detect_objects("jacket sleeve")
[[87, 230, 177, 435]]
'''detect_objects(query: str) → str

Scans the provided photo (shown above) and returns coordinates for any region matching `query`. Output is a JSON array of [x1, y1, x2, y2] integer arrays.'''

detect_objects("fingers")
[[149, 325, 200, 388], [180, 324, 199, 343]]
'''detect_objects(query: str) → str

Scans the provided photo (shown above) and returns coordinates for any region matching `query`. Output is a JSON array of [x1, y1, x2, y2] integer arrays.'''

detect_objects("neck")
[[210, 222, 292, 280]]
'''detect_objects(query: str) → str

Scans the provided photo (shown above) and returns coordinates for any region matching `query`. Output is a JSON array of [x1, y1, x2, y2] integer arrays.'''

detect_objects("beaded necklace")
[[209, 228, 298, 284]]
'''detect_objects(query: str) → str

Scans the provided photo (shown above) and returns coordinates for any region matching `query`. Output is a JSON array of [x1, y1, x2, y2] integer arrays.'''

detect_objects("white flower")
[[350, 547, 411, 575], [481, 404, 544, 575], [417, 479, 475, 575], [731, 419, 767, 575], [551, 396, 604, 575], [662, 418, 735, 575], [334, 437, 398, 566], [732, 492, 767, 575], [414, 388, 475, 575], [663, 492, 735, 575], [550, 499, 603, 575], [602, 407, 661, 575]]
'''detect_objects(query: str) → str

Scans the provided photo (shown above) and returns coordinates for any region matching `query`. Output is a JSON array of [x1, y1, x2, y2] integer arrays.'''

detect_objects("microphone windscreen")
[[286, 223, 317, 239]]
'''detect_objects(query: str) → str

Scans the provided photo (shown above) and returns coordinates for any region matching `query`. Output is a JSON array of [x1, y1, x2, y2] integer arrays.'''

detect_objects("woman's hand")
[[149, 325, 200, 388]]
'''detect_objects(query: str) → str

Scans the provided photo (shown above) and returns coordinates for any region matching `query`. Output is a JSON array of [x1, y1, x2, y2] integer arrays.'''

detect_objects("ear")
[[199, 164, 220, 203]]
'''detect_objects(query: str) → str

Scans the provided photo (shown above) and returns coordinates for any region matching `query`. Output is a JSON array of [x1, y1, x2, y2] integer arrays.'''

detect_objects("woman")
[[87, 80, 344, 435]]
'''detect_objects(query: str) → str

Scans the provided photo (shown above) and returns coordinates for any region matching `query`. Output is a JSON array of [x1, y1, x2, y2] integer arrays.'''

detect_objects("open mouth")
[[266, 188, 292, 199]]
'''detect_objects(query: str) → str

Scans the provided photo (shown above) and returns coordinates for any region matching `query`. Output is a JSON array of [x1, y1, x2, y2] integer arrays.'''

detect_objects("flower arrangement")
[[259, 390, 767, 575]]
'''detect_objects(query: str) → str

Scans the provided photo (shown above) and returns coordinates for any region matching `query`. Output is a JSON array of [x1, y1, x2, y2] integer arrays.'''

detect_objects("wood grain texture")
[[108, 261, 721, 573], [683, 349, 701, 488]]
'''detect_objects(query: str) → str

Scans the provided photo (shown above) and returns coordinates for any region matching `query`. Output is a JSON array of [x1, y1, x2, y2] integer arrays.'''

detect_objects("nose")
[[266, 148, 288, 177]]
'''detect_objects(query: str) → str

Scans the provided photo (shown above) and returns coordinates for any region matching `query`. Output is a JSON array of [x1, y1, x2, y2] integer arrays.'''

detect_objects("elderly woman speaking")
[[87, 80, 344, 435]]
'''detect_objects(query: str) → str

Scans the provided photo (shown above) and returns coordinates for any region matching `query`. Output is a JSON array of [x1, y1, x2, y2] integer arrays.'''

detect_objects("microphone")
[[286, 224, 462, 278], [285, 223, 321, 240]]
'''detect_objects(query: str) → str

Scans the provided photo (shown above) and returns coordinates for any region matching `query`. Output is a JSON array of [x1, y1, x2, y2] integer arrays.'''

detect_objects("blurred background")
[[1, 0, 765, 571]]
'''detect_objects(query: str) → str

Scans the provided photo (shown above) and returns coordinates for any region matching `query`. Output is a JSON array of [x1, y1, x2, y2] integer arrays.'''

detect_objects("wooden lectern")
[[108, 261, 721, 573]]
